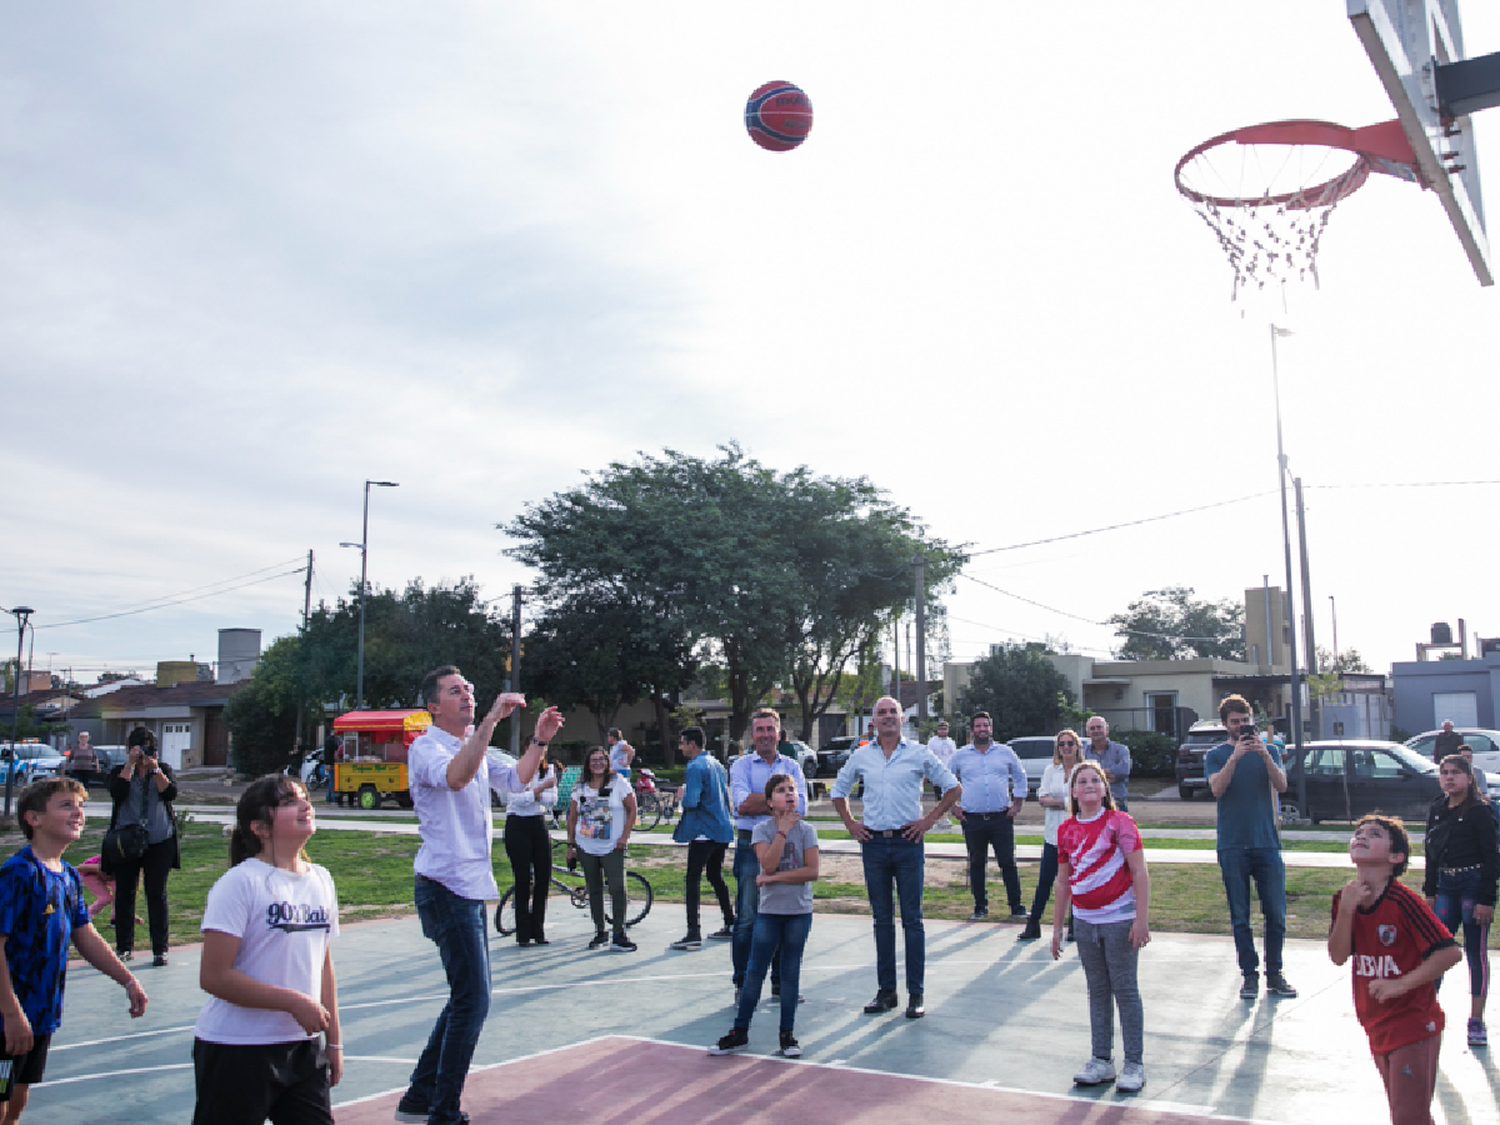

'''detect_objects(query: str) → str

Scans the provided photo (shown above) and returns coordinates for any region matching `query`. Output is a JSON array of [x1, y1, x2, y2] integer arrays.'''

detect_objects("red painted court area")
[[336, 1037, 1232, 1125]]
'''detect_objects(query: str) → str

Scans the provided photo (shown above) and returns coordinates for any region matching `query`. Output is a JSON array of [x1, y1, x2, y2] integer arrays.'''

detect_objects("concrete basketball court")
[[37, 893, 1496, 1124]]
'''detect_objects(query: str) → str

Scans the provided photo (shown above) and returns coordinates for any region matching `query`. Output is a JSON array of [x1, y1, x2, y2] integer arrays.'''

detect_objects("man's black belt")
[[867, 825, 916, 838]]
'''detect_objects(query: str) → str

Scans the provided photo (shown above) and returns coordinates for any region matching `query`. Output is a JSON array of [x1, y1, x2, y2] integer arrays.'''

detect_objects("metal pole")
[[914, 554, 928, 721], [1262, 575, 1273, 672], [357, 483, 370, 710], [1295, 477, 1319, 738], [509, 584, 523, 756], [5, 607, 34, 819], [1270, 326, 1305, 809], [1329, 595, 1339, 670]]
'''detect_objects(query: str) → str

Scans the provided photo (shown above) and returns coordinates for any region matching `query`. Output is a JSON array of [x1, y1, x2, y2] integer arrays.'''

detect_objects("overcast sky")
[[3, 1, 1498, 688]]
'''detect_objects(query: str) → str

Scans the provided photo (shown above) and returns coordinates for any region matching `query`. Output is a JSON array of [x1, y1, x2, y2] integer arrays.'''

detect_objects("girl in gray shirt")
[[710, 774, 818, 1059]]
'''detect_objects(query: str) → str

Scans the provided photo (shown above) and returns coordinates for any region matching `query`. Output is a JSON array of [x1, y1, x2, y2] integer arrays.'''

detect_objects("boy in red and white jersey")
[[1329, 813, 1461, 1125]]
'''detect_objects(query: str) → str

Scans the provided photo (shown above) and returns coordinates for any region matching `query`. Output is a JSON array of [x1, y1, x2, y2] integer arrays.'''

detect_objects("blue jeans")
[[862, 834, 925, 993], [731, 833, 779, 986], [1029, 842, 1060, 921], [734, 911, 812, 1033], [1433, 866, 1492, 1003], [961, 812, 1022, 913], [406, 876, 491, 1125], [1217, 847, 1286, 977]]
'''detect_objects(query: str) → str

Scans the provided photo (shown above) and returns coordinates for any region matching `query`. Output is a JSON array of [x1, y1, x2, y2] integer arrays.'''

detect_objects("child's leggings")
[[1074, 916, 1144, 1066]]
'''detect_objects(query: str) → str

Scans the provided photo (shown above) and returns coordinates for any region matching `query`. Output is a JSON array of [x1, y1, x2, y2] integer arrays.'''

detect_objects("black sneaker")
[[669, 934, 703, 951], [117, 950, 132, 962], [152, 953, 168, 967], [708, 925, 735, 940], [709, 1028, 749, 1055], [863, 988, 898, 1014], [1266, 973, 1297, 998], [779, 1029, 801, 1058], [393, 1094, 430, 1123], [588, 932, 610, 951], [1239, 974, 1259, 1000], [611, 934, 638, 953]]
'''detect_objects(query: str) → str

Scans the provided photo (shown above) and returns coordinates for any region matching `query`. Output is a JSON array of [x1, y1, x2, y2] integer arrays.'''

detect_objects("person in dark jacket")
[[1424, 754, 1498, 1048], [107, 727, 181, 966]]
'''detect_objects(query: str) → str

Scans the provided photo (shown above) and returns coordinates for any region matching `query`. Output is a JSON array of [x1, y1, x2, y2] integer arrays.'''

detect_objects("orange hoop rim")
[[1174, 118, 1423, 210]]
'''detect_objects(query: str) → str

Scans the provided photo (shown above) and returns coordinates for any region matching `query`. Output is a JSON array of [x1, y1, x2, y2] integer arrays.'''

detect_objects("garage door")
[[1432, 691, 1478, 730]]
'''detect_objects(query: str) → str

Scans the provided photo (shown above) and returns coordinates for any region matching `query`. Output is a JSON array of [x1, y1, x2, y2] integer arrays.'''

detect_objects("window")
[[1366, 750, 1408, 780], [1306, 747, 1345, 778], [1146, 692, 1178, 737]]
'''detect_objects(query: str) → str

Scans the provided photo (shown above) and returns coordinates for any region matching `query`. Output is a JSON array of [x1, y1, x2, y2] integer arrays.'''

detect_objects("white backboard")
[[1349, 0, 1492, 284]]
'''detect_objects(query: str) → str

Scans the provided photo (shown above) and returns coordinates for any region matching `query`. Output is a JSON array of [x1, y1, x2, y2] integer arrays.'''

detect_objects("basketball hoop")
[[1174, 119, 1424, 299]]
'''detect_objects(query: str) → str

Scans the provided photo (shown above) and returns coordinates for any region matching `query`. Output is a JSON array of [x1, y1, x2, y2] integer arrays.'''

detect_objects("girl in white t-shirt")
[[567, 747, 638, 952], [1022, 729, 1082, 941], [192, 775, 342, 1125]]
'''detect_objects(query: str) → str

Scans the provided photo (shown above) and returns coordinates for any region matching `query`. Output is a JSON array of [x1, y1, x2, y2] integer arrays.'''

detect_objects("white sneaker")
[[1073, 1057, 1116, 1085], [1117, 1062, 1145, 1092]]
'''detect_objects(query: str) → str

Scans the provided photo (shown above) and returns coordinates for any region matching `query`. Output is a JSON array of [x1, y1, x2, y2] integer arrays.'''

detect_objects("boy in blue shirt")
[[0, 778, 147, 1122]]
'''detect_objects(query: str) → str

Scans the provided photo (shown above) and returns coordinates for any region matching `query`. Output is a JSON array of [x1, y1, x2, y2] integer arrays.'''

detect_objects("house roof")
[[91, 680, 249, 716]]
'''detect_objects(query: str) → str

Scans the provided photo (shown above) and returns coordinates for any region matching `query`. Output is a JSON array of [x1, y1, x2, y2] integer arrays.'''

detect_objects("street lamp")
[[1329, 595, 1339, 671], [5, 607, 35, 819], [341, 480, 398, 710]]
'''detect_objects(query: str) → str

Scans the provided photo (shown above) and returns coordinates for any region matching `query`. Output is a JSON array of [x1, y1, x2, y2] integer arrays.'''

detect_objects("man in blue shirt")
[[1084, 715, 1132, 811], [669, 727, 735, 951], [950, 712, 1028, 921], [1205, 693, 1297, 1001], [728, 710, 808, 999], [832, 695, 961, 1020]]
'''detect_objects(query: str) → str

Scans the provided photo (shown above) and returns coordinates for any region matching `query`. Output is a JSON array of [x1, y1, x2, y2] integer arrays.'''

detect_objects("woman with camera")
[[108, 726, 181, 966]]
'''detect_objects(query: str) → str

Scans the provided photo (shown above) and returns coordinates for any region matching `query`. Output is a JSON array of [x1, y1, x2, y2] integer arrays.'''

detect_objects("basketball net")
[[1175, 120, 1424, 301]]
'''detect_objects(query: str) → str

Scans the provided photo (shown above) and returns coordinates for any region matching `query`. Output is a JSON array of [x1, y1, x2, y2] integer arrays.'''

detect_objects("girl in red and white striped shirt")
[[1051, 761, 1151, 1093]]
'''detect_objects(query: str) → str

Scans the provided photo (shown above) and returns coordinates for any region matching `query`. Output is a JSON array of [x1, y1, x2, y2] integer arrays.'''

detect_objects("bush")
[[223, 681, 297, 778], [1115, 730, 1178, 778]]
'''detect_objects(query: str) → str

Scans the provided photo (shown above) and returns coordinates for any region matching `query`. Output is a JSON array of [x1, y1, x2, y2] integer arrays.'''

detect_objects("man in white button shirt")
[[395, 666, 564, 1125]]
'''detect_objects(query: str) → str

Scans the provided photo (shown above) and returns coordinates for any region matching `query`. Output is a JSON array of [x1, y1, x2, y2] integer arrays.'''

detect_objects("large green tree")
[[1107, 586, 1245, 661], [300, 577, 513, 711], [503, 445, 964, 740], [956, 644, 1073, 742]]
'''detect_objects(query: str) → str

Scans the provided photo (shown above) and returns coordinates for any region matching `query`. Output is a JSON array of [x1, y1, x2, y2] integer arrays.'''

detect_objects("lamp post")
[[1270, 326, 1306, 815], [341, 480, 398, 711], [1329, 595, 1339, 671], [5, 607, 35, 819]]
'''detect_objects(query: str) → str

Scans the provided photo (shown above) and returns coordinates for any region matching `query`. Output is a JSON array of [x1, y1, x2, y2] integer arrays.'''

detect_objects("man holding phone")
[[1205, 694, 1296, 1001]]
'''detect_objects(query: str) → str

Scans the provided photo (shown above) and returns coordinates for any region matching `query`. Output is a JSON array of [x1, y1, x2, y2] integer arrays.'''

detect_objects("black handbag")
[[101, 776, 151, 875]]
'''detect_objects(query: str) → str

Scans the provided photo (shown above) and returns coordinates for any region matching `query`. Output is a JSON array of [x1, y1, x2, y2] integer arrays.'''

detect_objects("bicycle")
[[632, 770, 680, 832], [494, 840, 653, 935]]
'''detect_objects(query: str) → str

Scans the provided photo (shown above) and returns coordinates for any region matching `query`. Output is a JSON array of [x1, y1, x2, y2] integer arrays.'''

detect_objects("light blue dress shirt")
[[728, 751, 808, 831], [948, 742, 1027, 813], [830, 738, 959, 831]]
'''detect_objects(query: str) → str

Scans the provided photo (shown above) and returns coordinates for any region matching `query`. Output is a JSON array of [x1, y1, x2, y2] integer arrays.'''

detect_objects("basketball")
[[744, 81, 813, 152]]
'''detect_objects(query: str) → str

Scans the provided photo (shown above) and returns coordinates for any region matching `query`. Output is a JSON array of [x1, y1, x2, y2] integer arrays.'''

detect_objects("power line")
[[966, 491, 1274, 557], [1310, 479, 1500, 489], [36, 563, 308, 629], [958, 573, 1235, 646]]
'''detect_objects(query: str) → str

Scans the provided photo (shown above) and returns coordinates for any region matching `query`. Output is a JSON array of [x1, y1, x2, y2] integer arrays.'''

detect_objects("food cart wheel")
[[357, 784, 381, 811]]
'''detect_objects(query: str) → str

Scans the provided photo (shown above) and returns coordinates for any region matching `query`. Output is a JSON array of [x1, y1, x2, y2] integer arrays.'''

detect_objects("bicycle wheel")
[[604, 871, 653, 929], [635, 792, 663, 831], [494, 889, 517, 935]]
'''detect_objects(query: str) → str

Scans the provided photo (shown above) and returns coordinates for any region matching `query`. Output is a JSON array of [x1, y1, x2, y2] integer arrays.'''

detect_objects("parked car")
[[1281, 739, 1442, 824], [90, 745, 129, 778], [1004, 736, 1057, 799], [0, 742, 68, 787], [1175, 720, 1229, 800], [784, 738, 818, 780], [1403, 728, 1500, 775], [811, 736, 857, 779]]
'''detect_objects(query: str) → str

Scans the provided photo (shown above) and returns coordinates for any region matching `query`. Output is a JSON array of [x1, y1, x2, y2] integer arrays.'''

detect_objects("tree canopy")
[[955, 644, 1073, 742], [503, 444, 964, 739], [1107, 586, 1245, 661]]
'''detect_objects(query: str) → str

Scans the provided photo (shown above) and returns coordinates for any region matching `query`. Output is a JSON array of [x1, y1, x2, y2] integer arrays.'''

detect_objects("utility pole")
[[295, 550, 314, 758], [913, 554, 928, 721], [509, 585, 523, 756], [5, 607, 35, 819], [1270, 325, 1305, 757], [1295, 479, 1319, 739]]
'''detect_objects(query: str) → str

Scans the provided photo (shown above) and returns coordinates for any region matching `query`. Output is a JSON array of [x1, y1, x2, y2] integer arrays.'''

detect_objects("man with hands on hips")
[[832, 695, 961, 1021], [396, 666, 564, 1125]]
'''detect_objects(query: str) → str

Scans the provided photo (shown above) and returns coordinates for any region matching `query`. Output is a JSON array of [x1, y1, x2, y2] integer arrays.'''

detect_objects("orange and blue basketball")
[[744, 81, 813, 152]]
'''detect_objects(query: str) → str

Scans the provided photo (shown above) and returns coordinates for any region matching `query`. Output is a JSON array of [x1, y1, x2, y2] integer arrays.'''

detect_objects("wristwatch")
[[529, 738, 549, 748]]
